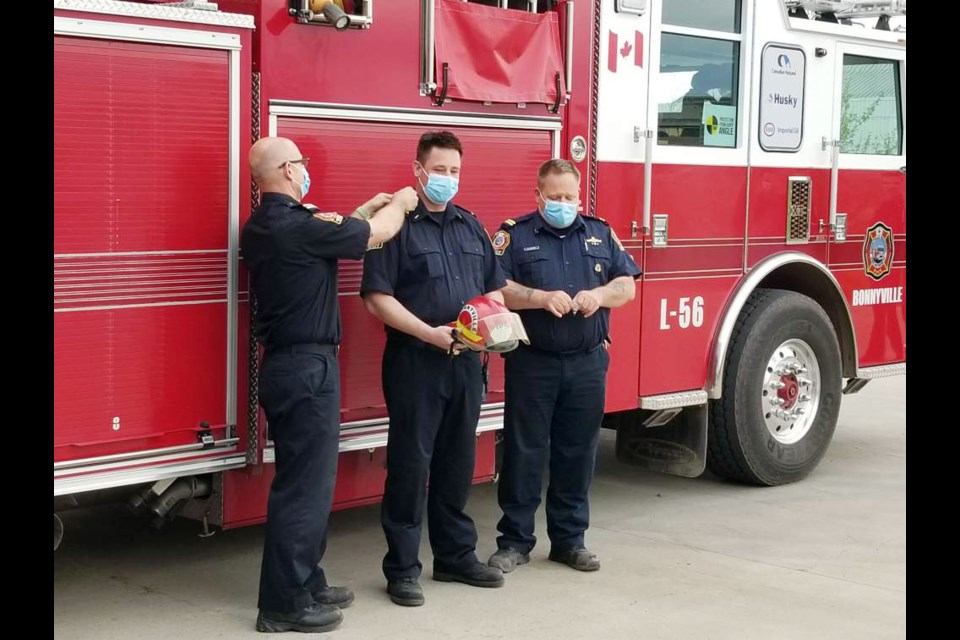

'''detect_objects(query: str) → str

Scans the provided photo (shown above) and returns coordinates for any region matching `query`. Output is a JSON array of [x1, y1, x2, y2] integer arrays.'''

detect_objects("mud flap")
[[614, 404, 708, 478]]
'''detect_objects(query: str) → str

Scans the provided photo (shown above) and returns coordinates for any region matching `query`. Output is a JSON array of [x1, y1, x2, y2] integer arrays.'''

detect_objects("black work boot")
[[255, 603, 343, 633], [548, 547, 601, 572], [313, 585, 354, 609], [487, 548, 530, 573], [433, 562, 505, 588], [387, 577, 425, 607]]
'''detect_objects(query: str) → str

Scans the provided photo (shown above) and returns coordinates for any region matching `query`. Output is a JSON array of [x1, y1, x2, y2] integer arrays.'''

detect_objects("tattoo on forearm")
[[611, 280, 626, 294], [508, 282, 535, 300]]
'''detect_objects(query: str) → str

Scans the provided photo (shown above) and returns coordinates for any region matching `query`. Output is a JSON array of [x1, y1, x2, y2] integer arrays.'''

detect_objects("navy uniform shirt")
[[493, 211, 642, 354], [360, 200, 507, 335], [241, 192, 371, 349]]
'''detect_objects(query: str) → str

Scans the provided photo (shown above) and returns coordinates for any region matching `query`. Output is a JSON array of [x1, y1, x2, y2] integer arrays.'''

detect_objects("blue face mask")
[[539, 193, 578, 229], [292, 164, 310, 199], [418, 165, 459, 205]]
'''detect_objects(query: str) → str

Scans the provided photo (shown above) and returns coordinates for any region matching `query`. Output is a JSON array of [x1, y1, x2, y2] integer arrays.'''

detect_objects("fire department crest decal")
[[313, 211, 343, 225], [862, 222, 894, 281], [492, 230, 511, 256]]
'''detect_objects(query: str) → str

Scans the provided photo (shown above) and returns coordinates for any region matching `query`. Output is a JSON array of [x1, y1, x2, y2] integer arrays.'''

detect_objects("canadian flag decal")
[[608, 30, 643, 73]]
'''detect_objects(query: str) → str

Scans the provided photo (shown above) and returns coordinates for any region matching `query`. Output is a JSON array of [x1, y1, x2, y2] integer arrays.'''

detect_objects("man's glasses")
[[279, 157, 310, 169]]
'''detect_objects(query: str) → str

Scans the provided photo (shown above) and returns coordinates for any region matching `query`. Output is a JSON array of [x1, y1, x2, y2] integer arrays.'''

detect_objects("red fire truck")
[[53, 0, 906, 548]]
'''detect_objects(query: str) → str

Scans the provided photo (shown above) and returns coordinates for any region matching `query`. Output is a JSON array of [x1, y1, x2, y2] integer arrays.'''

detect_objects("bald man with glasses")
[[242, 136, 417, 633]]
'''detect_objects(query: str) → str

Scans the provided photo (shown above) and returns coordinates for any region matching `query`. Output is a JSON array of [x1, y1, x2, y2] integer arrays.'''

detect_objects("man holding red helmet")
[[360, 131, 508, 607]]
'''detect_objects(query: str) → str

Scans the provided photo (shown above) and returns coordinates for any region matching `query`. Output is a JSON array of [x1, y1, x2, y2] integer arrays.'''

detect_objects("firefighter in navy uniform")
[[487, 159, 641, 574], [241, 136, 416, 633], [360, 131, 507, 607]]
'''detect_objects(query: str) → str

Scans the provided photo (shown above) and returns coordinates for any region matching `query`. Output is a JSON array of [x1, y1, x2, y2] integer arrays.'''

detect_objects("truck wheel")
[[708, 288, 842, 485]]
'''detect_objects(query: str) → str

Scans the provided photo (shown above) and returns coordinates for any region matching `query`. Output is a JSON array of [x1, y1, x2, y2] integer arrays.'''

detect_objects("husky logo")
[[863, 222, 894, 281]]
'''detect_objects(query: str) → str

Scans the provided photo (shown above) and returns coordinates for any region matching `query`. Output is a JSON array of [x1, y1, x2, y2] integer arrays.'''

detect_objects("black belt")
[[266, 343, 339, 357], [517, 343, 603, 360], [386, 332, 487, 400], [386, 332, 455, 355]]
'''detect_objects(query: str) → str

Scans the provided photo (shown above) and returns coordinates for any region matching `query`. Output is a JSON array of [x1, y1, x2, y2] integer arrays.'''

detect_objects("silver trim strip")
[[55, 444, 240, 478], [744, 0, 757, 270], [639, 390, 708, 410], [828, 139, 840, 227], [263, 408, 505, 463], [269, 103, 563, 131], [54, 0, 255, 29], [422, 0, 436, 93], [856, 363, 905, 379], [642, 130, 653, 234], [54, 438, 239, 470], [54, 15, 242, 50], [54, 454, 246, 496], [226, 46, 241, 434]]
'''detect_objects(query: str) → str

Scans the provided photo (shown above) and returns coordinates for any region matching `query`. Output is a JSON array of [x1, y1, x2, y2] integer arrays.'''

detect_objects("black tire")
[[708, 288, 842, 485]]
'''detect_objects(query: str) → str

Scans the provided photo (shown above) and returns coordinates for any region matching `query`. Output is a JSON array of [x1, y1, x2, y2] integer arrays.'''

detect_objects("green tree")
[[839, 82, 898, 155]]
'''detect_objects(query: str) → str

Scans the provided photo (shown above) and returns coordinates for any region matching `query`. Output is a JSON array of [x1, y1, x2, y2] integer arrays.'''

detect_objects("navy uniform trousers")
[[257, 345, 340, 613], [496, 345, 610, 554], [380, 340, 483, 581]]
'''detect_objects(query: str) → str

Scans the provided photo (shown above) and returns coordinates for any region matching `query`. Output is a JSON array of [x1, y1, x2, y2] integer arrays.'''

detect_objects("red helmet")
[[451, 296, 529, 353]]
